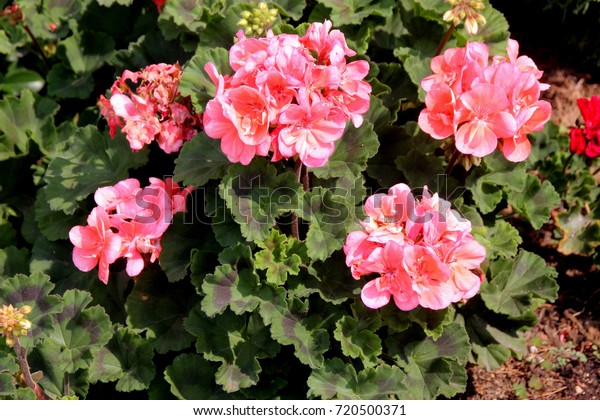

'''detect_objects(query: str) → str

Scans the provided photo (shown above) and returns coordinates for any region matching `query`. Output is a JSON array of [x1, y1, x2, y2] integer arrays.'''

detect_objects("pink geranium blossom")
[[344, 183, 486, 311], [99, 63, 202, 154], [203, 20, 371, 167], [70, 177, 192, 283], [419, 39, 551, 162]]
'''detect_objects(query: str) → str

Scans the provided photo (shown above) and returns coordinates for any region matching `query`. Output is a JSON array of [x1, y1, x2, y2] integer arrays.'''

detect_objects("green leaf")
[[34, 188, 86, 241], [254, 229, 306, 286], [126, 272, 198, 353], [481, 250, 558, 319], [316, 0, 394, 26], [466, 153, 528, 214], [45, 289, 112, 373], [408, 306, 455, 340], [164, 354, 226, 399], [44, 126, 148, 215], [0, 272, 63, 347], [200, 263, 261, 317], [465, 314, 527, 370], [304, 253, 363, 304], [0, 90, 59, 161], [159, 212, 220, 282], [390, 322, 470, 399], [47, 64, 94, 99], [180, 47, 231, 112], [0, 373, 16, 396], [555, 204, 600, 256], [334, 303, 382, 368], [59, 30, 115, 74], [173, 132, 232, 187], [301, 187, 355, 261], [89, 326, 155, 392], [472, 219, 522, 260], [220, 159, 303, 243], [507, 174, 560, 229], [0, 246, 29, 277], [307, 358, 406, 399], [0, 68, 45, 95], [310, 121, 379, 179], [185, 307, 279, 393], [272, 0, 306, 20]]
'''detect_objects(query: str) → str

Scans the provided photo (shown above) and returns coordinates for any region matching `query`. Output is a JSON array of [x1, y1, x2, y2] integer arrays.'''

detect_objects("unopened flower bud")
[[240, 10, 251, 19], [237, 18, 248, 26]]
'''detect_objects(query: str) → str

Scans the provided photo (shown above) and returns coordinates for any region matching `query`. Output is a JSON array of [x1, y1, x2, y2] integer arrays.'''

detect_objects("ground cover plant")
[[0, 0, 598, 400]]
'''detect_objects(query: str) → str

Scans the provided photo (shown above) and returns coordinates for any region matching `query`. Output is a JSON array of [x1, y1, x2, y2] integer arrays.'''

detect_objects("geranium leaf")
[[173, 132, 232, 187], [466, 152, 528, 214], [315, 0, 394, 26], [0, 90, 59, 161], [310, 121, 379, 180], [333, 314, 382, 368], [159, 212, 221, 282], [125, 272, 198, 354], [0, 372, 16, 396], [88, 326, 155, 393], [389, 322, 470, 399], [164, 353, 227, 399], [58, 30, 115, 74], [555, 204, 600, 256], [184, 307, 279, 393], [481, 250, 558, 319], [472, 219, 522, 260], [45, 289, 112, 373], [44, 126, 148, 215], [408, 306, 455, 340], [180, 47, 230, 112], [220, 159, 303, 243], [34, 188, 86, 242], [0, 68, 45, 95], [507, 174, 560, 229], [254, 229, 306, 286], [307, 358, 406, 399], [0, 272, 63, 347], [47, 64, 94, 99], [0, 246, 29, 277], [301, 187, 355, 261]]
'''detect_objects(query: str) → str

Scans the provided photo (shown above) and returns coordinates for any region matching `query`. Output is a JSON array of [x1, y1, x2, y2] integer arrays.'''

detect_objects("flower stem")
[[445, 147, 460, 176], [23, 24, 49, 67], [592, 165, 600, 176], [434, 23, 455, 57], [13, 338, 49, 400]]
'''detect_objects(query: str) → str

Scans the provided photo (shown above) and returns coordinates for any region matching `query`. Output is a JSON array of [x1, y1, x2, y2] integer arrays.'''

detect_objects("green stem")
[[290, 159, 303, 240], [592, 165, 600, 176], [434, 23, 455, 57], [23, 24, 49, 67], [445, 147, 460, 176]]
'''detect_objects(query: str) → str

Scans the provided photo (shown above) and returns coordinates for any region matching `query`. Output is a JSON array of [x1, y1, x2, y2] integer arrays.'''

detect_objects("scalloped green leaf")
[[390, 322, 470, 399], [46, 289, 112, 373], [180, 47, 231, 112], [0, 68, 45, 95], [555, 204, 600, 256], [220, 159, 303, 243], [47, 64, 94, 99], [0, 272, 63, 347], [472, 219, 522, 260], [507, 174, 560, 229], [310, 121, 379, 180], [334, 304, 382, 367], [159, 211, 221, 282], [301, 187, 355, 261], [0, 372, 16, 396], [307, 358, 406, 399], [125, 272, 198, 354], [58, 30, 115, 74], [408, 306, 455, 340], [44, 126, 148, 215], [316, 0, 394, 26], [173, 132, 232, 187], [184, 307, 279, 393], [89, 326, 155, 393], [0, 90, 59, 161], [466, 153, 528, 214], [200, 263, 261, 317], [254, 229, 306, 286], [0, 246, 29, 277], [164, 353, 226, 399], [34, 188, 86, 242], [481, 250, 558, 319]]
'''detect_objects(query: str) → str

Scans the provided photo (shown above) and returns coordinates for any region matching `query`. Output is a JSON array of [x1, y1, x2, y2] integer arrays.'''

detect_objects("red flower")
[[569, 127, 586, 155], [577, 96, 600, 141]]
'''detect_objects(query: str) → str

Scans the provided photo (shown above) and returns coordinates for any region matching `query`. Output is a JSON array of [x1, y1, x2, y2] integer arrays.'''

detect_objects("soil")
[[459, 57, 600, 400]]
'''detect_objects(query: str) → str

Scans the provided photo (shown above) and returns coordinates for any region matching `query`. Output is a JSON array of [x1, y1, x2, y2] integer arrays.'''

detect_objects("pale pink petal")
[[361, 278, 391, 309], [501, 134, 531, 162]]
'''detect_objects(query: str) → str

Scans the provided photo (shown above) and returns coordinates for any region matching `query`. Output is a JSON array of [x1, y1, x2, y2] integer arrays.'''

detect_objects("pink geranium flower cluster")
[[418, 39, 552, 162], [99, 63, 202, 154], [569, 96, 600, 158], [203, 20, 371, 167], [344, 183, 486, 311], [69, 178, 192, 284]]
